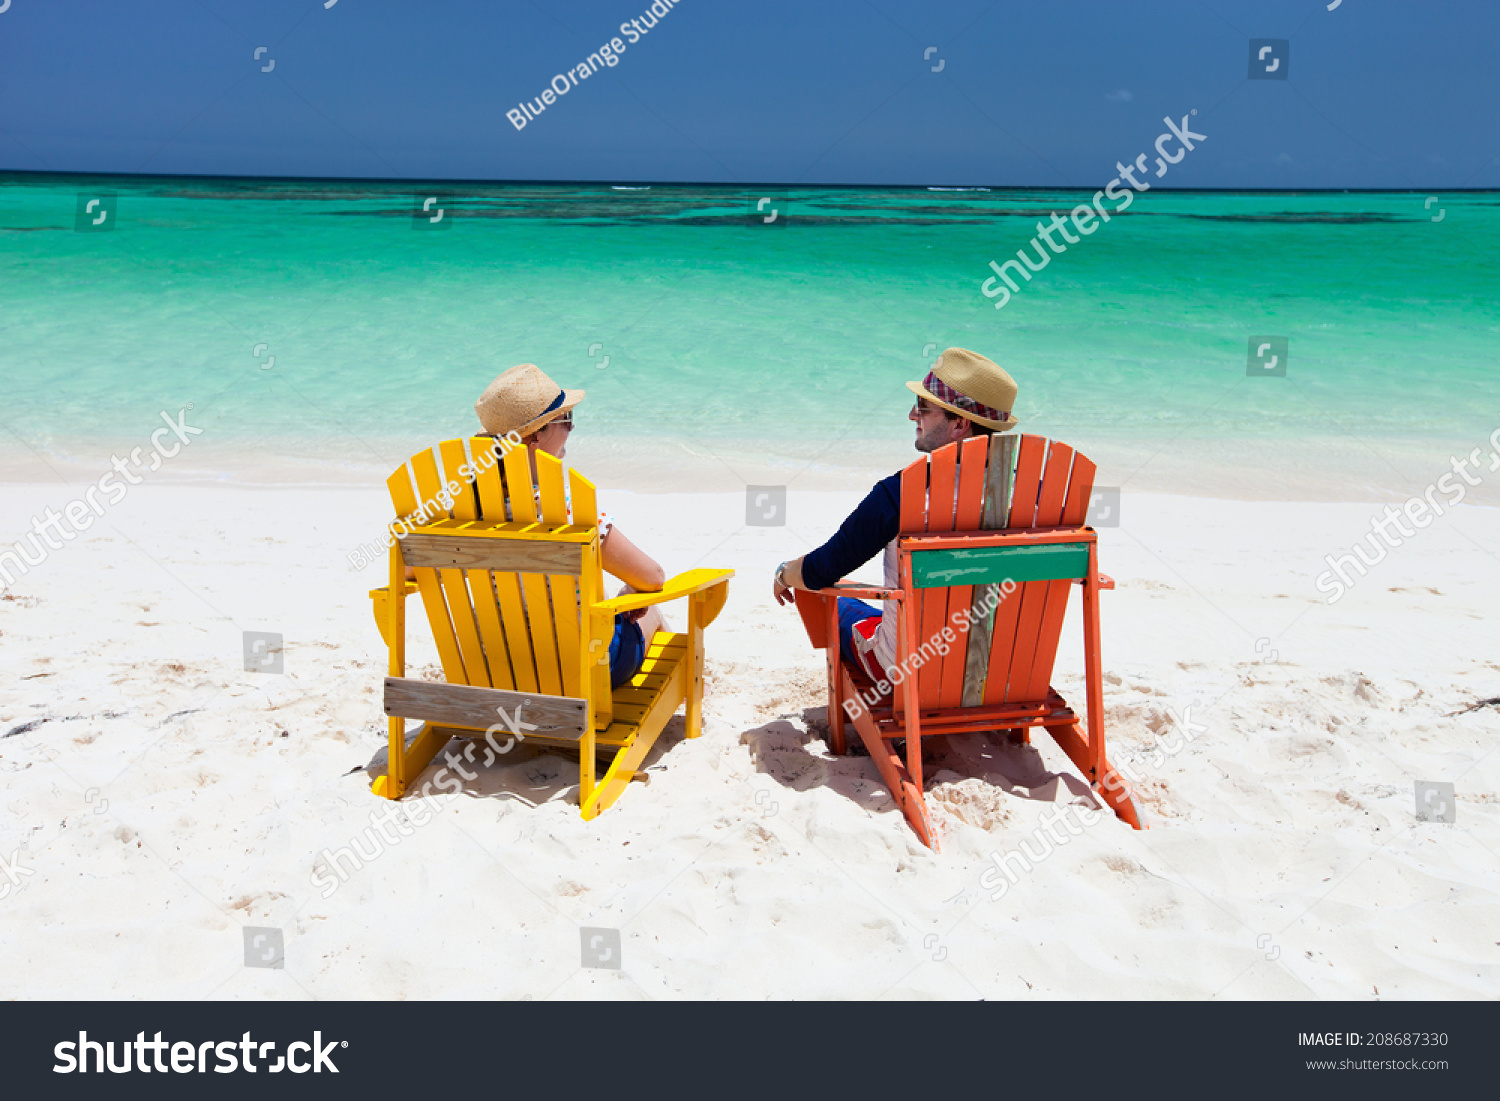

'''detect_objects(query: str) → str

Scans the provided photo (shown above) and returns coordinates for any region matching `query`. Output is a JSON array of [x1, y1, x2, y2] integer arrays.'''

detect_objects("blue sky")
[[0, 0, 1496, 187]]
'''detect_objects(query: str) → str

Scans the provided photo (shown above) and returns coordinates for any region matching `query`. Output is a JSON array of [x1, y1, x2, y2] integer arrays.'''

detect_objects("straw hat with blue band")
[[905, 347, 1020, 432], [475, 363, 585, 438]]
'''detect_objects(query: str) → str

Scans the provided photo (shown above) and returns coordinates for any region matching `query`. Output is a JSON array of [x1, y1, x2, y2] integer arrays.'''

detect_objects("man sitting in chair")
[[771, 348, 1020, 686]]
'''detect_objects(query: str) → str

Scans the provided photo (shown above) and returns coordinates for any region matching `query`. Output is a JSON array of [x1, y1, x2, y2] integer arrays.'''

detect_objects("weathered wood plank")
[[384, 677, 587, 740], [400, 533, 582, 575], [961, 432, 1017, 707]]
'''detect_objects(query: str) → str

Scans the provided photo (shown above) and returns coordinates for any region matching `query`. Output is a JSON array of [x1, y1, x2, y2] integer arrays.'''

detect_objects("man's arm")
[[771, 557, 807, 606], [772, 474, 900, 605]]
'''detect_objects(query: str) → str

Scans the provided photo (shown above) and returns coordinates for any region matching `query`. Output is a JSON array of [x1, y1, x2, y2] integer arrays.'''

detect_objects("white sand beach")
[[1, 479, 1498, 1000]]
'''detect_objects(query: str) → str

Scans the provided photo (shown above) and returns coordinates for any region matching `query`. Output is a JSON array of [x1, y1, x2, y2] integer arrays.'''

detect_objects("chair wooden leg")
[[374, 536, 432, 799], [824, 593, 846, 755], [1047, 721, 1144, 829], [582, 646, 685, 819], [686, 595, 706, 739], [842, 666, 937, 850], [899, 585, 924, 798], [1043, 546, 1143, 828], [578, 716, 597, 818], [374, 721, 451, 800], [373, 714, 409, 799], [1082, 545, 1107, 786]]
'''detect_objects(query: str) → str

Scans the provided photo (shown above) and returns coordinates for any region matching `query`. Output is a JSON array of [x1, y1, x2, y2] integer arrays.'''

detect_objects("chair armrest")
[[369, 581, 420, 602], [370, 582, 420, 646], [595, 568, 734, 615], [1071, 573, 1116, 591], [791, 584, 898, 650], [824, 582, 901, 600]]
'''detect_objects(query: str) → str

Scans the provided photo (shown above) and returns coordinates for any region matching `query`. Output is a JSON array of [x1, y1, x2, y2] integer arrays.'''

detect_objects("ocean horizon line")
[[3, 170, 1495, 196]]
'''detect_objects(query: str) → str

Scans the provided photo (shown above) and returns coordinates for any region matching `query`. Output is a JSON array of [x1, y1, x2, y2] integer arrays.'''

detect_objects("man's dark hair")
[[941, 409, 994, 438]]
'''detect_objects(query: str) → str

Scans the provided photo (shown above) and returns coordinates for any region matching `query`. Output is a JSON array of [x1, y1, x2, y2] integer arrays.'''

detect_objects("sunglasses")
[[553, 412, 574, 430]]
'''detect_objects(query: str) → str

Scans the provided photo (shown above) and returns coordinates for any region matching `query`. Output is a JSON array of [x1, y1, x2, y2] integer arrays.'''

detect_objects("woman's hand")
[[615, 585, 649, 624]]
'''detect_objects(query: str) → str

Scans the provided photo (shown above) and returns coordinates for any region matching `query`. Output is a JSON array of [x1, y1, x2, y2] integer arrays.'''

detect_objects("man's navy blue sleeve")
[[800, 472, 902, 591]]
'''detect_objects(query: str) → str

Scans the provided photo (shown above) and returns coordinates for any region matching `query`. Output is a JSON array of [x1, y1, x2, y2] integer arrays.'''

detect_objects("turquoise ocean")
[[2, 175, 1496, 498]]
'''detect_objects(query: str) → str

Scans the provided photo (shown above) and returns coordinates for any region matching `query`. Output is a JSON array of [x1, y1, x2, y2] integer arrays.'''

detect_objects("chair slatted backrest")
[[387, 437, 612, 718], [898, 434, 1097, 709]]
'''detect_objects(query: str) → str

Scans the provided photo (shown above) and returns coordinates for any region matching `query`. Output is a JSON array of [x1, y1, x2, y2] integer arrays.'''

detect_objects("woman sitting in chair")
[[474, 363, 668, 688]]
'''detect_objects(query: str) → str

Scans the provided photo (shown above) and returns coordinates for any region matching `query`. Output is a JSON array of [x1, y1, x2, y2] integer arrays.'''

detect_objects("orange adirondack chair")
[[795, 433, 1144, 850]]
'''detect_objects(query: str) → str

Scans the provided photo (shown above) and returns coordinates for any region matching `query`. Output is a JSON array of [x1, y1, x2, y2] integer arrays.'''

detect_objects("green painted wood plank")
[[913, 542, 1089, 589]]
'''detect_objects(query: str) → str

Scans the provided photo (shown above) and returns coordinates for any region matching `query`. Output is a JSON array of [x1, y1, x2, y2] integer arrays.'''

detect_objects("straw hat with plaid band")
[[906, 347, 1020, 432], [475, 364, 585, 438]]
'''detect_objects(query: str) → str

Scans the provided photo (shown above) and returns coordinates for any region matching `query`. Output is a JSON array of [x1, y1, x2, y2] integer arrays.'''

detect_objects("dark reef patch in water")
[[1178, 213, 1407, 223]]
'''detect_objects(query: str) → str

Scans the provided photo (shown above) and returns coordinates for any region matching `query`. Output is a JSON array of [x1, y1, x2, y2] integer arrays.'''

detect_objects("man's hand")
[[772, 558, 804, 606]]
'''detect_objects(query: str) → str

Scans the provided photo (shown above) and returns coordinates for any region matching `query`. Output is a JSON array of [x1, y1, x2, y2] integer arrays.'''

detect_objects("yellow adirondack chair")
[[368, 435, 732, 818]]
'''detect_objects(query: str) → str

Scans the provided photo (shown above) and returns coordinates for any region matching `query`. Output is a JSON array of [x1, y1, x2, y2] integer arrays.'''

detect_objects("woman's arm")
[[601, 527, 666, 592]]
